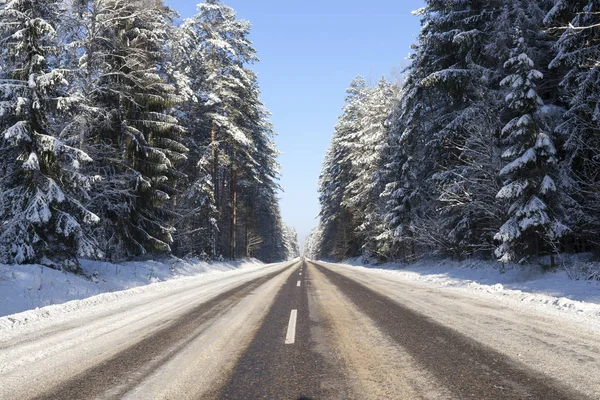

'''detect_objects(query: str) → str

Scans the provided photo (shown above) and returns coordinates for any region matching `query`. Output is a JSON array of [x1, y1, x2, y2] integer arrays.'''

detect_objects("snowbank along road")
[[1, 260, 598, 399]]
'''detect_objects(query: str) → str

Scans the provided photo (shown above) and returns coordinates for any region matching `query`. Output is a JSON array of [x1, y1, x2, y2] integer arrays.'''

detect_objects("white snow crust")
[[335, 256, 600, 329], [0, 258, 270, 320]]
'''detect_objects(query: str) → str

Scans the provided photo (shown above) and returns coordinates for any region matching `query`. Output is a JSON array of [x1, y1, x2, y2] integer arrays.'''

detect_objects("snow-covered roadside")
[[331, 257, 600, 327], [0, 258, 282, 319]]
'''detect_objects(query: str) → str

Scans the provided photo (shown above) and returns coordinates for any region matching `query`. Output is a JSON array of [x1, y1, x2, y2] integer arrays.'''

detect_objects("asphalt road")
[[309, 262, 587, 400], [32, 269, 283, 400], [214, 262, 345, 400], [1, 260, 598, 399]]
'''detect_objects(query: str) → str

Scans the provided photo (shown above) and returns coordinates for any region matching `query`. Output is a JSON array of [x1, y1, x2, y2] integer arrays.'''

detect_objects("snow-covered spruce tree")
[[544, 0, 589, 27], [344, 77, 397, 261], [374, 139, 403, 261], [75, 0, 188, 259], [168, 17, 218, 259], [380, 81, 426, 262], [304, 227, 321, 260], [284, 226, 300, 259], [427, 0, 551, 260], [0, 0, 101, 265], [548, 1, 600, 252], [382, 0, 506, 260], [316, 77, 368, 260], [494, 34, 567, 263], [434, 106, 506, 258]]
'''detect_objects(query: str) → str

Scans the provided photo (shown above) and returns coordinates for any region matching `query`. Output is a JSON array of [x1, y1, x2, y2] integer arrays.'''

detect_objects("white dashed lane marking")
[[297, 281, 301, 287], [285, 310, 298, 344]]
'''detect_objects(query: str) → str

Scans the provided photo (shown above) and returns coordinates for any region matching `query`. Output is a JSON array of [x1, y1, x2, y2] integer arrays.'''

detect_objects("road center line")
[[285, 310, 298, 344], [297, 281, 301, 287]]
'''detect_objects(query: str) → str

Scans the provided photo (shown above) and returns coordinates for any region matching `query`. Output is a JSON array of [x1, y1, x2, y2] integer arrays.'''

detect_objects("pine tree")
[[242, 107, 285, 261], [251, 194, 288, 262], [166, 1, 288, 262], [190, 0, 264, 259], [0, 0, 100, 265]]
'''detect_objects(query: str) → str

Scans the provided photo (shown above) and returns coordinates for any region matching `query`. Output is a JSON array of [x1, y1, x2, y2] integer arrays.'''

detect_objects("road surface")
[[1, 260, 598, 399]]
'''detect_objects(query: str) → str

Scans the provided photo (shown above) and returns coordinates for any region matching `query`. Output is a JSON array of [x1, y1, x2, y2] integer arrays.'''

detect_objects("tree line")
[[0, 0, 299, 268], [307, 0, 600, 266]]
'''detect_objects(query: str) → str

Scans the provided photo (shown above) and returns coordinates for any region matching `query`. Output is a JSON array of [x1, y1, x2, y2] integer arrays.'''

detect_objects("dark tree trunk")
[[230, 167, 237, 260]]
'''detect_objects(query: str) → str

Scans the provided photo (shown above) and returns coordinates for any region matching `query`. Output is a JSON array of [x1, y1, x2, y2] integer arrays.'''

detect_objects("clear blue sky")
[[166, 0, 425, 248]]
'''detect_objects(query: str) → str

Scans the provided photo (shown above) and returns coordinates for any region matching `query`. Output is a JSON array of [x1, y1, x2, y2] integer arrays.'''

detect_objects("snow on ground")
[[0, 257, 269, 319], [336, 256, 600, 327]]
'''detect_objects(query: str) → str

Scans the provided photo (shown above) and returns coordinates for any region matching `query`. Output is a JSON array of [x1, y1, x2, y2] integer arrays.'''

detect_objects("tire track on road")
[[31, 267, 290, 400], [311, 261, 590, 400]]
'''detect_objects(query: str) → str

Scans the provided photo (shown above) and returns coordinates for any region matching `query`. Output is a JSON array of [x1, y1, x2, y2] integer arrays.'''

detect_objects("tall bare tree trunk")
[[245, 200, 250, 257], [210, 46, 219, 258], [230, 166, 237, 260]]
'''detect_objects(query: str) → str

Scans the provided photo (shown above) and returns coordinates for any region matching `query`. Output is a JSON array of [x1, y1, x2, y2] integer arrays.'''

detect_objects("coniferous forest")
[[0, 0, 299, 267], [307, 0, 600, 265]]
